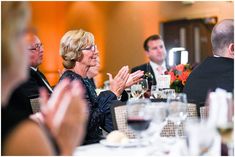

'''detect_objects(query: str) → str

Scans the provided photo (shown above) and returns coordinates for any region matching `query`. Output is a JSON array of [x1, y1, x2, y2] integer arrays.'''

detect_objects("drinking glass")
[[150, 85, 159, 99], [215, 93, 234, 155], [162, 89, 175, 99], [130, 79, 148, 99], [143, 102, 168, 144], [167, 93, 188, 138], [127, 98, 151, 146], [185, 119, 216, 155], [130, 84, 142, 99], [139, 79, 148, 98]]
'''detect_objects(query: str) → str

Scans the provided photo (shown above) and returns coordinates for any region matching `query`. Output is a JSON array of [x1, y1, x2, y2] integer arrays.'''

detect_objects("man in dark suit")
[[7, 32, 53, 116], [131, 34, 168, 85], [183, 19, 234, 106]]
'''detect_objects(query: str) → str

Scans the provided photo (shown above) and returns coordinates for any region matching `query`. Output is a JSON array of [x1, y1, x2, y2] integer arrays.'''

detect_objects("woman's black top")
[[59, 70, 117, 145]]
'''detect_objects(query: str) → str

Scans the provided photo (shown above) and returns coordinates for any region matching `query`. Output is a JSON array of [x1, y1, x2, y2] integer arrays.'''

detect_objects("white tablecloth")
[[73, 136, 221, 156]]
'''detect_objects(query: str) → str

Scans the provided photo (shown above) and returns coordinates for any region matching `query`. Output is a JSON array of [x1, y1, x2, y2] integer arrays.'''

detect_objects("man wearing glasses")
[[131, 34, 168, 86], [26, 33, 53, 94], [7, 31, 53, 116]]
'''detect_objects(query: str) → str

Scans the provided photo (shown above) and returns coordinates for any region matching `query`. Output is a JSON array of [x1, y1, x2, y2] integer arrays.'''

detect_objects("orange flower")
[[179, 71, 191, 85], [175, 64, 185, 72], [166, 64, 192, 92]]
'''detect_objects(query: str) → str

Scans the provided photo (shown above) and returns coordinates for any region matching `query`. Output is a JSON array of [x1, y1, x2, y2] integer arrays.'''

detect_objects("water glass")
[[167, 93, 188, 138], [143, 102, 168, 143], [162, 89, 175, 99], [131, 79, 148, 99], [150, 85, 159, 99]]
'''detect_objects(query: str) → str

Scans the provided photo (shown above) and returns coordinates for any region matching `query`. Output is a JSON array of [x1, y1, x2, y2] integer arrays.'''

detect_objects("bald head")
[[211, 19, 234, 58]]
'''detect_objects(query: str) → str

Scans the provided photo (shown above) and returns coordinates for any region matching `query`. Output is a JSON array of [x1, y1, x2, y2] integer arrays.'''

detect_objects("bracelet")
[[117, 95, 122, 100]]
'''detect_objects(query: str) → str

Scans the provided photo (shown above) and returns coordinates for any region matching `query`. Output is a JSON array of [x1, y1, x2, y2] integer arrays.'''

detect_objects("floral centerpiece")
[[165, 64, 192, 93]]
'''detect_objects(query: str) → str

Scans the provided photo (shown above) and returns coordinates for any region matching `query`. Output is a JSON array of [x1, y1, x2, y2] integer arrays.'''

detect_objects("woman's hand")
[[125, 70, 144, 88], [107, 66, 129, 97]]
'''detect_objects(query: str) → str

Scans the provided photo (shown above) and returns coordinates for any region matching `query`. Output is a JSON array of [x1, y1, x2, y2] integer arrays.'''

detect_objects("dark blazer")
[[7, 68, 52, 116], [183, 57, 234, 106], [25, 68, 52, 96], [131, 63, 157, 85]]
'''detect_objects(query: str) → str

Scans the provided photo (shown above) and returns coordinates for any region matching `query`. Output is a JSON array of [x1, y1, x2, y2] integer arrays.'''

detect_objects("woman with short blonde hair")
[[60, 29, 95, 69], [59, 29, 130, 144]]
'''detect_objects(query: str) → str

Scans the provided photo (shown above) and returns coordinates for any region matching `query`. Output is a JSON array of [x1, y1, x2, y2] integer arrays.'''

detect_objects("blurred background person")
[[131, 34, 168, 88], [184, 19, 234, 106], [25, 32, 53, 94], [7, 32, 53, 117], [2, 2, 88, 155]]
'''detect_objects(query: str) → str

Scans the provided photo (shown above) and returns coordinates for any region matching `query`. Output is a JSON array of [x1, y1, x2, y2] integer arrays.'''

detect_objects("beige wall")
[[159, 1, 234, 22], [30, 1, 233, 87]]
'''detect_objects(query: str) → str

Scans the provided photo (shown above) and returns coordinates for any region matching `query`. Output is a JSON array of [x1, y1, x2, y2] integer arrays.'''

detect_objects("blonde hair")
[[60, 29, 95, 69], [1, 2, 30, 74]]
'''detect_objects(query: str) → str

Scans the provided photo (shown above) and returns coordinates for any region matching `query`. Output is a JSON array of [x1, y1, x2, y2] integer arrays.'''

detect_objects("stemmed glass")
[[150, 85, 159, 99], [143, 102, 168, 144], [167, 93, 188, 139], [139, 79, 148, 98], [127, 98, 151, 146], [130, 84, 142, 99], [216, 93, 234, 155], [131, 79, 148, 99]]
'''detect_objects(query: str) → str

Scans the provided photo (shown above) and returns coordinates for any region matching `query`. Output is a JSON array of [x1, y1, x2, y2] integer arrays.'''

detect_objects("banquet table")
[[73, 136, 221, 156]]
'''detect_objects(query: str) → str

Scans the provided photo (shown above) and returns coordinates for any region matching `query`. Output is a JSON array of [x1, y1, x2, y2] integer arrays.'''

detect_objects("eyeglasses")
[[79, 44, 97, 52], [28, 43, 43, 51]]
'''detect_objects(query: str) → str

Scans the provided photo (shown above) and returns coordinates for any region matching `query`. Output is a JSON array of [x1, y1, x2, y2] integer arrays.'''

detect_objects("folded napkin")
[[207, 88, 232, 127]]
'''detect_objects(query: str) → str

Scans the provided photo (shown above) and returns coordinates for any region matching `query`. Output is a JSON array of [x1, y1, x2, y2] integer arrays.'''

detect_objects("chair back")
[[110, 101, 135, 138], [160, 103, 198, 137], [29, 95, 40, 114], [200, 106, 209, 120], [187, 103, 198, 118]]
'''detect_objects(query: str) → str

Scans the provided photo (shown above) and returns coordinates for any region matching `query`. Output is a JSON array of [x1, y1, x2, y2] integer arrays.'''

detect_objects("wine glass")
[[143, 102, 168, 144], [216, 93, 234, 155], [139, 79, 148, 98], [130, 84, 142, 99], [127, 98, 151, 146], [130, 79, 148, 99], [167, 93, 188, 139]]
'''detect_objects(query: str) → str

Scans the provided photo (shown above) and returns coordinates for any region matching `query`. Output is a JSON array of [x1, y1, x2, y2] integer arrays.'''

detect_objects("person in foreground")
[[183, 19, 234, 106], [2, 2, 88, 155]]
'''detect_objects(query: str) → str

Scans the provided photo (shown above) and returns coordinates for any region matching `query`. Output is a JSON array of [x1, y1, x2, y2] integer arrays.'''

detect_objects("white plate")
[[100, 139, 140, 148]]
